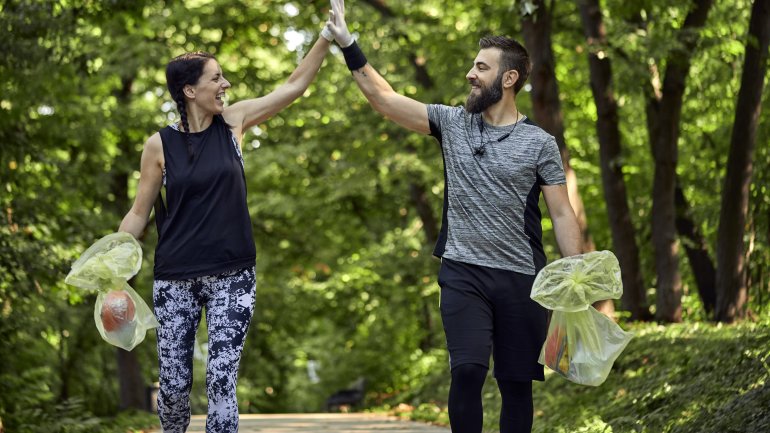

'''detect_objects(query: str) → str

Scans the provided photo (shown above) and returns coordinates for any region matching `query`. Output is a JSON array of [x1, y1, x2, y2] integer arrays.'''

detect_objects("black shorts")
[[438, 257, 548, 381]]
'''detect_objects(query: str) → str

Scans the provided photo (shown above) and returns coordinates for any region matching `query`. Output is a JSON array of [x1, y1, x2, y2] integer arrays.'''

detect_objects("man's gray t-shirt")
[[427, 104, 566, 275]]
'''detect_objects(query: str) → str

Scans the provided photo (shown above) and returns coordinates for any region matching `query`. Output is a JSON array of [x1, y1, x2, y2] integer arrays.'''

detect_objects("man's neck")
[[482, 98, 521, 126]]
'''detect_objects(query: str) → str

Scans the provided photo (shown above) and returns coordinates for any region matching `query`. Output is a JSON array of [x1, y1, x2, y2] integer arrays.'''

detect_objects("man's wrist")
[[341, 40, 367, 71]]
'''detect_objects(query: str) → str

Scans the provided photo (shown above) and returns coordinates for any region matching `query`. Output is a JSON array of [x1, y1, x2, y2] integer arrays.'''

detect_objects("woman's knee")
[[158, 386, 191, 412]]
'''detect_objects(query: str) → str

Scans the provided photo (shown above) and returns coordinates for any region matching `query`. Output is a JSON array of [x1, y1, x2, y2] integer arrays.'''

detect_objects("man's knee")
[[451, 363, 488, 387]]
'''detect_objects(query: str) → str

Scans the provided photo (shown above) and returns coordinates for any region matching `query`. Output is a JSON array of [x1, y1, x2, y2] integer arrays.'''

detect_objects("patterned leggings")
[[153, 266, 256, 433]]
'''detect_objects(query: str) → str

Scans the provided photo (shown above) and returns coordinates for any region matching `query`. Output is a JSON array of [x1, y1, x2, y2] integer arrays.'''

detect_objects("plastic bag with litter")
[[531, 250, 633, 386], [65, 232, 143, 291], [66, 232, 159, 351]]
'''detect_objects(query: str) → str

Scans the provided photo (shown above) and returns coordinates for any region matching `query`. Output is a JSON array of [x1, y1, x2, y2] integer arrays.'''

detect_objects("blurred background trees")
[[1, 0, 768, 430]]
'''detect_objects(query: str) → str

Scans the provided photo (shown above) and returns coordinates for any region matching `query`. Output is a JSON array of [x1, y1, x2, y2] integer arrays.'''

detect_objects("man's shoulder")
[[518, 117, 555, 144], [426, 105, 471, 141]]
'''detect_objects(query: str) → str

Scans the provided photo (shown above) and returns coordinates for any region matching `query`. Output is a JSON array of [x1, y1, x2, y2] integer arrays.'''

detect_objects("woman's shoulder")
[[144, 132, 163, 154]]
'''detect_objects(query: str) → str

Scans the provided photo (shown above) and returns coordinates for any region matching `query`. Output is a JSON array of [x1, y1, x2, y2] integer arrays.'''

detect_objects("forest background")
[[1, 0, 769, 432]]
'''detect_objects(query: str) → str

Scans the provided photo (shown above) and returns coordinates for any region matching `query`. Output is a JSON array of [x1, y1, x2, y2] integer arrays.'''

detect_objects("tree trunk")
[[521, 0, 612, 316], [631, 11, 717, 316], [647, 0, 714, 322], [577, 0, 649, 320], [674, 180, 717, 314], [715, 0, 770, 322], [651, 141, 681, 323], [117, 348, 147, 410], [409, 179, 439, 351], [520, 0, 596, 254], [408, 169, 439, 245]]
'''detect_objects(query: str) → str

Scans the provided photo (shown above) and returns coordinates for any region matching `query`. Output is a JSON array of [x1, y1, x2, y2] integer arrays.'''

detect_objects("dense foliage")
[[1, 0, 768, 431], [394, 322, 770, 433]]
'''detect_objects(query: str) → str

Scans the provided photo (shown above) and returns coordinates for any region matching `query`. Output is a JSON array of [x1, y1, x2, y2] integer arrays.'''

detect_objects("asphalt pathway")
[[148, 413, 450, 432]]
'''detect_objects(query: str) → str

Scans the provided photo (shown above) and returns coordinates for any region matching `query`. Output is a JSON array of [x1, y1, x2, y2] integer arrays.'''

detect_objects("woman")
[[118, 24, 335, 433]]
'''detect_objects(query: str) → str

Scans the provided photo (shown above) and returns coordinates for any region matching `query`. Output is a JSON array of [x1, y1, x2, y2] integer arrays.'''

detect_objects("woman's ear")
[[183, 84, 195, 99]]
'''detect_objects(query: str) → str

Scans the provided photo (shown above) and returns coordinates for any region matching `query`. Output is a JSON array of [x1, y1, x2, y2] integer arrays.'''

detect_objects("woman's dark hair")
[[478, 36, 531, 94], [165, 51, 216, 160]]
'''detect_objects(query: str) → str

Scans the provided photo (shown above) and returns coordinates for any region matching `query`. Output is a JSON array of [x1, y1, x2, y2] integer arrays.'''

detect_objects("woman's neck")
[[183, 105, 214, 132]]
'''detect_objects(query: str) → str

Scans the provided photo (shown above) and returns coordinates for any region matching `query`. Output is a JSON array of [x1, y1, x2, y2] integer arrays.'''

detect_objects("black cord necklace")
[[472, 108, 520, 157]]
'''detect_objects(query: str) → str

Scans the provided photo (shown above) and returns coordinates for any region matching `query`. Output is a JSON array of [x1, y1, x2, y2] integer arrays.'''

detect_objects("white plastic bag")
[[532, 251, 633, 386], [66, 232, 159, 351]]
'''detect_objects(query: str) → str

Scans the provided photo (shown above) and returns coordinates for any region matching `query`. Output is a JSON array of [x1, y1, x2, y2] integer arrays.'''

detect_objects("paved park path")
[[148, 413, 450, 433]]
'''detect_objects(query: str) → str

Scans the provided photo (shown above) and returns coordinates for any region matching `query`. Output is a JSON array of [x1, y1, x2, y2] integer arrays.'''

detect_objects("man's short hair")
[[479, 36, 531, 94]]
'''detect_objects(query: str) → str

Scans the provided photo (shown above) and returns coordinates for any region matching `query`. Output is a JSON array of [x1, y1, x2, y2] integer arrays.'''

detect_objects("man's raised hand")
[[327, 0, 354, 47]]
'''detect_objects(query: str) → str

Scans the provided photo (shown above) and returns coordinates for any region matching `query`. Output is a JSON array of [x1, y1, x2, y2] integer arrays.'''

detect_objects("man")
[[326, 1, 582, 432]]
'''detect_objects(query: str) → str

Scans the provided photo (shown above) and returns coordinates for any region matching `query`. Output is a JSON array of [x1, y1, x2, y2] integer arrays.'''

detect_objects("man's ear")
[[183, 84, 195, 99], [503, 70, 519, 90]]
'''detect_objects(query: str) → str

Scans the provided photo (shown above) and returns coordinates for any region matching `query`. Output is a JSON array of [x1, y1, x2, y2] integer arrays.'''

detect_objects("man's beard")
[[465, 74, 503, 114]]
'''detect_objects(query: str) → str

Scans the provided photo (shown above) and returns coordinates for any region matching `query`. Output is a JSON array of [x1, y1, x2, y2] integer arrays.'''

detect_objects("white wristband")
[[321, 26, 334, 42]]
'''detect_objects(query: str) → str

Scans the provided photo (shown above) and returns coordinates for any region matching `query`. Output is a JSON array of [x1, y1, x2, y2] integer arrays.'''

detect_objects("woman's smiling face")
[[189, 58, 231, 114]]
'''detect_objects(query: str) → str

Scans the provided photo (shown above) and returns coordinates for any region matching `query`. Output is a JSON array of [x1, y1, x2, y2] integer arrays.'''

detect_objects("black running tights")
[[447, 364, 534, 433]]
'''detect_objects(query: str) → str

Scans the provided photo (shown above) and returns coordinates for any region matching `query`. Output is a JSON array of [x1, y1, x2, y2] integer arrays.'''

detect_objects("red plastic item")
[[100, 290, 136, 332]]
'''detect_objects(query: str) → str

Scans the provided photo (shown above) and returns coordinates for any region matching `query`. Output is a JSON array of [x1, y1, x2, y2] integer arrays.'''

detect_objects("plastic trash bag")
[[66, 232, 159, 351], [541, 306, 633, 386], [65, 232, 143, 291], [531, 250, 622, 312], [531, 251, 633, 386]]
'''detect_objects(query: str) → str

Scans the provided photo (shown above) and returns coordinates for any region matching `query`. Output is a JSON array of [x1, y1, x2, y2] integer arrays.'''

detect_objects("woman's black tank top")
[[154, 115, 255, 280]]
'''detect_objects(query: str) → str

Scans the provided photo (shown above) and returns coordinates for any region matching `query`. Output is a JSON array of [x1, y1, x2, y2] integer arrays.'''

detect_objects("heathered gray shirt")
[[427, 104, 566, 275]]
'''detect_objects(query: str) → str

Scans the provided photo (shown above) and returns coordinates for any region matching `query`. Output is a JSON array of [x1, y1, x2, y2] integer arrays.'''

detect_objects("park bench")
[[325, 377, 366, 412]]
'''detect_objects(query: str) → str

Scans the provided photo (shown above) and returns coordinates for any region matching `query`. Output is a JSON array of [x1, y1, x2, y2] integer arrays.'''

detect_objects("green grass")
[[4, 403, 159, 433], [387, 322, 770, 433]]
